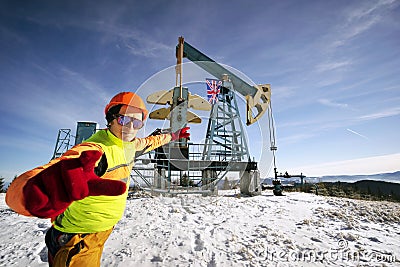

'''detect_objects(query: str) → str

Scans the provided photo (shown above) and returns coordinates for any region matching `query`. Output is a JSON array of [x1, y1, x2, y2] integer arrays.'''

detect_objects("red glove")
[[23, 150, 126, 218], [171, 127, 190, 141]]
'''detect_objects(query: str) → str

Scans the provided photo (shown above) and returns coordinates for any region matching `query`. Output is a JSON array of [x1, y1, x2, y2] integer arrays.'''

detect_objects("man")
[[6, 92, 189, 266]]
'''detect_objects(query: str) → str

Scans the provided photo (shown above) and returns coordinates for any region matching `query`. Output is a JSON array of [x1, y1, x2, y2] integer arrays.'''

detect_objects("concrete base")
[[240, 170, 261, 196], [154, 169, 166, 190], [201, 169, 218, 196]]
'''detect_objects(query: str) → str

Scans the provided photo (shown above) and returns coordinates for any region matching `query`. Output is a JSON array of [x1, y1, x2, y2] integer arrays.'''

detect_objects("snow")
[[0, 191, 399, 266]]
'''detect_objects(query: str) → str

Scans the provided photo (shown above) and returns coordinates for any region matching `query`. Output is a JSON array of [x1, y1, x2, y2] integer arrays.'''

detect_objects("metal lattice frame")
[[202, 79, 250, 162], [52, 129, 72, 159]]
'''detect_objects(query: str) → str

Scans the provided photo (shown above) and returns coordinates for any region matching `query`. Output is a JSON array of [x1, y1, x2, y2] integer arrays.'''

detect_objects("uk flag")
[[206, 79, 222, 104]]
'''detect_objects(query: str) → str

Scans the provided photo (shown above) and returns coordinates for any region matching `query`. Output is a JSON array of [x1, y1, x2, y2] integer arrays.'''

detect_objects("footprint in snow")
[[194, 233, 205, 251], [368, 236, 381, 243], [150, 255, 163, 262]]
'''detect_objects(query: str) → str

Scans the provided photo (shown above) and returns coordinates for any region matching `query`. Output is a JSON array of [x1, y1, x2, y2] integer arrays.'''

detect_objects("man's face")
[[109, 105, 144, 142]]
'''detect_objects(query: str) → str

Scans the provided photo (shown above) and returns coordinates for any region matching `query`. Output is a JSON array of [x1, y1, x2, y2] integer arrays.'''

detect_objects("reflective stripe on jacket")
[[53, 129, 171, 233]]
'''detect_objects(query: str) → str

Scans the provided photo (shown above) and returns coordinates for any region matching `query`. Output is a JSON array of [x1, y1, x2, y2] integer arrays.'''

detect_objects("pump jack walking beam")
[[176, 37, 271, 125]]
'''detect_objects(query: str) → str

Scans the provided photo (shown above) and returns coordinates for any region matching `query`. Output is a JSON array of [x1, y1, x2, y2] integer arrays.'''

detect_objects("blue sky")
[[1, 0, 399, 182]]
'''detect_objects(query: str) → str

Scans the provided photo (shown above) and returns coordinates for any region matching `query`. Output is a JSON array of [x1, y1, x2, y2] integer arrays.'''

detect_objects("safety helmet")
[[105, 92, 148, 120]]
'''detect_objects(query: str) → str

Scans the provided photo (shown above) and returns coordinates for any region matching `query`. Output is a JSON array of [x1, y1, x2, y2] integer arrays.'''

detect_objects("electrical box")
[[75, 122, 97, 145]]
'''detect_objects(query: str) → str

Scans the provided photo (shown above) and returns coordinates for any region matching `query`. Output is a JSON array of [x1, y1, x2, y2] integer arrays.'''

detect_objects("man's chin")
[[122, 132, 135, 141]]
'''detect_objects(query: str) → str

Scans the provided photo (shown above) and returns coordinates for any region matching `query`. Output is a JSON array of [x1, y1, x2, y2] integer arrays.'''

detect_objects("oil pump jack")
[[138, 37, 272, 196]]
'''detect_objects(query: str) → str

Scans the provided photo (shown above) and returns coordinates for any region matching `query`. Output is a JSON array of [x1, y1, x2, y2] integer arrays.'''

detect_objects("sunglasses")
[[113, 114, 144, 129]]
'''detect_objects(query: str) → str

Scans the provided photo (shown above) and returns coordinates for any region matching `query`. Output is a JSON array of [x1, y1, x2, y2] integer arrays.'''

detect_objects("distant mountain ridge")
[[317, 170, 400, 183], [262, 171, 400, 184]]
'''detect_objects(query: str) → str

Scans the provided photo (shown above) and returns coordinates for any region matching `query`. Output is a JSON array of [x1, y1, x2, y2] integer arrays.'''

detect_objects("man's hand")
[[23, 150, 126, 218]]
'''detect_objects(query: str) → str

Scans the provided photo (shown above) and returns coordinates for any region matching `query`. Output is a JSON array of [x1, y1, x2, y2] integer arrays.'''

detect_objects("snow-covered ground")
[[0, 191, 399, 267]]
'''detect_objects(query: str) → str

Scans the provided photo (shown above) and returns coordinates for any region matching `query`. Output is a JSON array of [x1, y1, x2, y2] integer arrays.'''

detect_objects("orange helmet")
[[105, 92, 148, 120]]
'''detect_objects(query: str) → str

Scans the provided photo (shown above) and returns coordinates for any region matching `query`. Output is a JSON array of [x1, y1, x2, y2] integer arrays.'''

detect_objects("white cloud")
[[277, 132, 316, 145], [290, 153, 400, 176], [318, 98, 349, 109], [0, 24, 27, 44], [316, 60, 352, 72], [332, 18, 378, 48], [358, 107, 400, 121], [123, 39, 171, 58], [330, 0, 398, 48], [59, 67, 110, 103], [346, 0, 397, 22], [273, 86, 298, 99], [346, 128, 369, 140], [25, 9, 172, 59]]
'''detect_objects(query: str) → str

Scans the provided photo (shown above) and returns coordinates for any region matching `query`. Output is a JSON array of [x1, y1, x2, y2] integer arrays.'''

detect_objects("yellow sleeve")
[[133, 133, 172, 153]]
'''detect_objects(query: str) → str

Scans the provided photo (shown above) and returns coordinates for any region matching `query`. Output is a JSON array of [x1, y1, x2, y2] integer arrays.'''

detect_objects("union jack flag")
[[206, 79, 222, 104]]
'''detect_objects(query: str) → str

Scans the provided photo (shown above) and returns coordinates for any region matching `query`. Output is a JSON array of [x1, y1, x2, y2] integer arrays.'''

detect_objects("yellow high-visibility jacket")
[[6, 129, 171, 233]]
